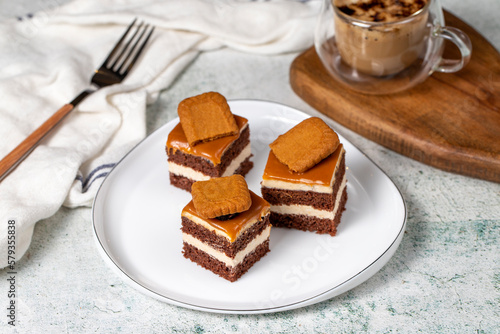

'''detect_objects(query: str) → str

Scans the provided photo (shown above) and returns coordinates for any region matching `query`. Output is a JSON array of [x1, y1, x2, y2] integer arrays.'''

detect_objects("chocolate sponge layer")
[[269, 187, 348, 236], [169, 156, 253, 192], [182, 239, 270, 282]]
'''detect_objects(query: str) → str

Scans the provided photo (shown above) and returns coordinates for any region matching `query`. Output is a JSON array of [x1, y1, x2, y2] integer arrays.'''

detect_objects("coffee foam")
[[335, 0, 428, 22]]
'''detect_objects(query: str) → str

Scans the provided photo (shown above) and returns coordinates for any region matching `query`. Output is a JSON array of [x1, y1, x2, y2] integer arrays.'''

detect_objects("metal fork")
[[0, 19, 154, 182]]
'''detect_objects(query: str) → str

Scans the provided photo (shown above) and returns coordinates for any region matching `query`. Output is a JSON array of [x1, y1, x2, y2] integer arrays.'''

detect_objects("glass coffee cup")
[[314, 0, 472, 94]]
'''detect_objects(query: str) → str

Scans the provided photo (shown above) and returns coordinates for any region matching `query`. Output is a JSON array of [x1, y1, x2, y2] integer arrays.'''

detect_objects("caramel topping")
[[262, 144, 344, 186], [182, 191, 270, 242], [166, 115, 248, 165]]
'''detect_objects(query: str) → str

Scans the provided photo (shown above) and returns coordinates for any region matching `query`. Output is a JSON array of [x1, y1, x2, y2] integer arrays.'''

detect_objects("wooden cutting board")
[[290, 10, 500, 183]]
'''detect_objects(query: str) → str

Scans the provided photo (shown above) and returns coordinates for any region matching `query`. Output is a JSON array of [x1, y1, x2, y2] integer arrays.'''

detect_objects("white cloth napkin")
[[0, 0, 319, 268]]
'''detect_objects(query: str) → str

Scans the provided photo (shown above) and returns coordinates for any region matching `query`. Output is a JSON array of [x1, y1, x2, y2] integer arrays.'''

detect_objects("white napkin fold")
[[0, 0, 319, 268]]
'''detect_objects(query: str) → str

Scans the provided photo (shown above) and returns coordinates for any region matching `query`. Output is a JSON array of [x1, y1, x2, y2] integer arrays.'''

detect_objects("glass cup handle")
[[433, 26, 472, 73]]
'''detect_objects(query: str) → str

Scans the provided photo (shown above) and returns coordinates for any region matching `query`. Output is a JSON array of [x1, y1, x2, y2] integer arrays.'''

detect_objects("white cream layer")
[[168, 143, 252, 182], [262, 179, 332, 194], [270, 175, 347, 220], [182, 225, 271, 268], [261, 146, 345, 194]]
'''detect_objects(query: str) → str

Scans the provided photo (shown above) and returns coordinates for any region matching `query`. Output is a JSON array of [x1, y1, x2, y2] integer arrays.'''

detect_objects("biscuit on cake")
[[269, 117, 340, 173], [191, 175, 252, 219], [178, 92, 239, 146]]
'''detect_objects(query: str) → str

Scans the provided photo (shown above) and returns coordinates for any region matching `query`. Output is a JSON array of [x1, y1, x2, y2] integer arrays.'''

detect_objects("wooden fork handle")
[[0, 103, 74, 182]]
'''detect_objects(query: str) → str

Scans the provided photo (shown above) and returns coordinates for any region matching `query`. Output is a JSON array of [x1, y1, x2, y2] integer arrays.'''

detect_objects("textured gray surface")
[[1, 0, 499, 332]]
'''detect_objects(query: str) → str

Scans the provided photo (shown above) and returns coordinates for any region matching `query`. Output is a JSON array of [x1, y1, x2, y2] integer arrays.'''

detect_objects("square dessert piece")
[[261, 117, 348, 236], [181, 176, 271, 282], [166, 92, 253, 192]]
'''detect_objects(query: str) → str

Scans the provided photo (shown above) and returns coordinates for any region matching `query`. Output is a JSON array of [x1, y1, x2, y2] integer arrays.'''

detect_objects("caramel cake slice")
[[181, 175, 271, 282], [166, 92, 253, 192], [261, 117, 348, 236]]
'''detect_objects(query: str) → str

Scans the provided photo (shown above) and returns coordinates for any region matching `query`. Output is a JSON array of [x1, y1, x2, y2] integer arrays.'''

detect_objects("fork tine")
[[114, 22, 149, 74], [100, 18, 137, 69], [119, 24, 155, 77], [110, 21, 144, 71]]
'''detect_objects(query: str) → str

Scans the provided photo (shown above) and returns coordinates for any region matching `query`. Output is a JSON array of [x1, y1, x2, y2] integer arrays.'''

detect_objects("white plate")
[[92, 100, 406, 314]]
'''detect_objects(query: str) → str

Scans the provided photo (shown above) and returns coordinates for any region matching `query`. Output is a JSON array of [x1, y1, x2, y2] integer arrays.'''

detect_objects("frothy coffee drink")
[[334, 0, 429, 76]]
